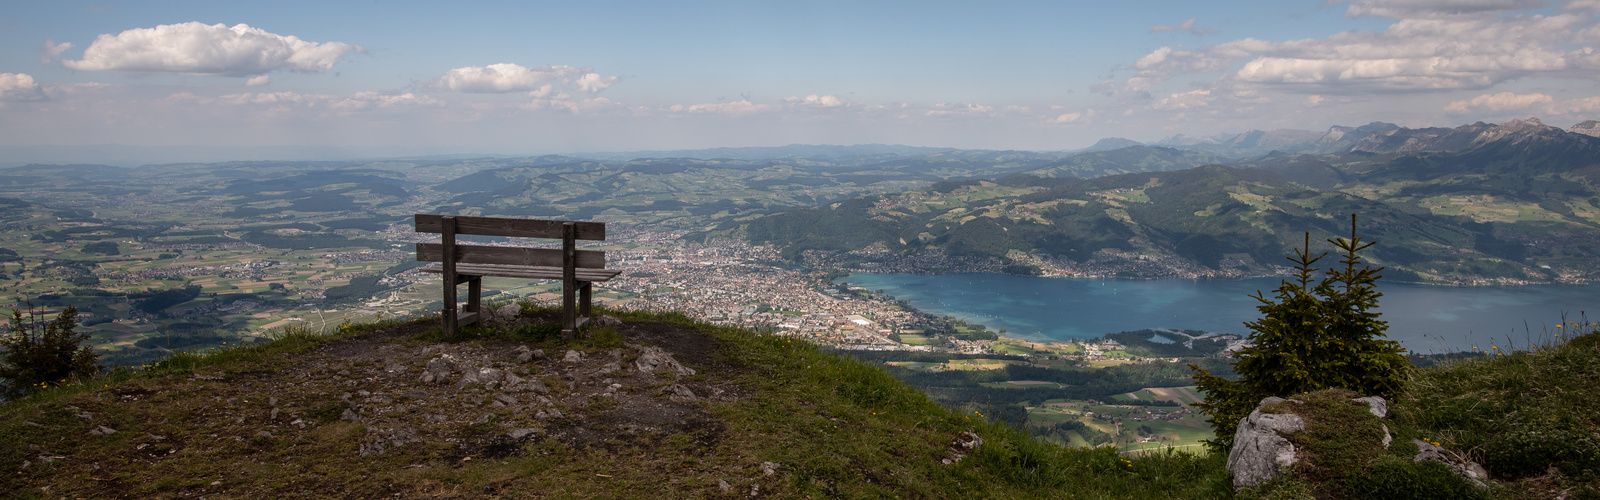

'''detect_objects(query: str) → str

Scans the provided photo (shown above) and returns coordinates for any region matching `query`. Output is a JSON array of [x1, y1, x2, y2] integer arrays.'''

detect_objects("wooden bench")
[[414, 214, 621, 338]]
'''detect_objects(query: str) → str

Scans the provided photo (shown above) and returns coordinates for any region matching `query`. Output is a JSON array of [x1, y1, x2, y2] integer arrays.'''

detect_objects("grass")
[[1, 306, 1233, 498], [7, 304, 1597, 498], [1390, 316, 1600, 497]]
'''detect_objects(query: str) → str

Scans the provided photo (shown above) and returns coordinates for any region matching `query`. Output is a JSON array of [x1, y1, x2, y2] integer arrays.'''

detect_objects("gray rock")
[[535, 408, 563, 420], [1413, 439, 1489, 488], [527, 378, 550, 394], [341, 408, 360, 422], [718, 479, 731, 492], [942, 431, 983, 464], [598, 362, 621, 375], [563, 350, 584, 363], [507, 428, 540, 440], [513, 346, 535, 363], [495, 394, 519, 406], [89, 425, 117, 436], [1227, 399, 1307, 489], [1381, 424, 1392, 449], [761, 461, 780, 476], [634, 346, 696, 377], [359, 426, 422, 457], [593, 314, 623, 328], [477, 367, 504, 383], [256, 431, 274, 439], [668, 384, 698, 402], [495, 304, 521, 326], [1353, 396, 1388, 418], [424, 355, 458, 385]]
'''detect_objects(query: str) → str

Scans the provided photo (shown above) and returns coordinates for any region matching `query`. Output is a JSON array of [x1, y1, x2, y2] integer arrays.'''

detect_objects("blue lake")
[[840, 273, 1600, 353]]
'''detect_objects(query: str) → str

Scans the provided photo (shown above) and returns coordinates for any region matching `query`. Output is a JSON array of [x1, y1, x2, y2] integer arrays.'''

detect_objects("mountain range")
[[737, 118, 1600, 284]]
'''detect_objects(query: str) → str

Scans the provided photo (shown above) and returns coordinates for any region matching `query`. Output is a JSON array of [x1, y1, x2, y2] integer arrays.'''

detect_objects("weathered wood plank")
[[416, 244, 605, 268], [415, 214, 605, 240], [419, 263, 621, 281]]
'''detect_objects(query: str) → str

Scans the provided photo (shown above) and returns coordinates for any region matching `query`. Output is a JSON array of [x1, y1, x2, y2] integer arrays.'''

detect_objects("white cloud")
[[245, 75, 270, 86], [1338, 0, 1545, 18], [334, 92, 443, 111], [1444, 91, 1554, 112], [785, 94, 849, 108], [1154, 89, 1216, 110], [40, 40, 73, 64], [1150, 18, 1217, 35], [169, 90, 442, 114], [0, 73, 48, 102], [436, 64, 619, 94], [1549, 95, 1600, 113], [1116, 9, 1597, 97], [63, 22, 364, 77], [573, 72, 619, 93], [1569, 0, 1600, 11], [668, 99, 778, 116], [924, 102, 995, 117]]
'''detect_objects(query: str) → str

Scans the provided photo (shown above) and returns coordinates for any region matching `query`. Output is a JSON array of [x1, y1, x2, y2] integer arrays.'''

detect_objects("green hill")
[[4, 308, 1598, 498], [0, 309, 1231, 498], [740, 127, 1600, 283]]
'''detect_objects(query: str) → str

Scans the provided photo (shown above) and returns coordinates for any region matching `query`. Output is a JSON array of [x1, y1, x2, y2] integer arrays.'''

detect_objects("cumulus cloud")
[[62, 22, 364, 77], [1150, 18, 1217, 35], [245, 75, 270, 86], [785, 94, 849, 108], [1549, 95, 1600, 114], [40, 40, 73, 64], [1113, 7, 1599, 99], [1444, 91, 1554, 112], [436, 63, 619, 95], [0, 73, 48, 102]]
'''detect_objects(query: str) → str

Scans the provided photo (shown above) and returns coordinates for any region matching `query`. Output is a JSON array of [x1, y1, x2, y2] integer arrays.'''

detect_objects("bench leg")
[[580, 281, 593, 319], [465, 277, 482, 326], [442, 278, 458, 338], [561, 276, 578, 340]]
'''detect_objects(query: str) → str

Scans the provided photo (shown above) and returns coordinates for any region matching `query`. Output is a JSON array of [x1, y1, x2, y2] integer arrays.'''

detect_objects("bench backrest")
[[414, 215, 607, 268]]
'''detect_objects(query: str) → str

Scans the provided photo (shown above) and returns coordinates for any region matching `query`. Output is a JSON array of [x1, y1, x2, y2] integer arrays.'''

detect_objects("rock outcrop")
[[1226, 397, 1307, 488]]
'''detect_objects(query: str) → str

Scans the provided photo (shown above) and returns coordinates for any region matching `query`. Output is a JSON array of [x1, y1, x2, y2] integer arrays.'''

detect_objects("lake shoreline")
[[836, 271, 1600, 353]]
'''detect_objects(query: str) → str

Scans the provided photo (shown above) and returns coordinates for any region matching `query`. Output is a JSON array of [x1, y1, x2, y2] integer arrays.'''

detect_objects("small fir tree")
[[1, 304, 101, 400], [1190, 215, 1410, 451]]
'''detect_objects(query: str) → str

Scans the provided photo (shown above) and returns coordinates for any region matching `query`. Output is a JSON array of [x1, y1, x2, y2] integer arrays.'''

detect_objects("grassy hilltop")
[[2, 307, 1598, 498]]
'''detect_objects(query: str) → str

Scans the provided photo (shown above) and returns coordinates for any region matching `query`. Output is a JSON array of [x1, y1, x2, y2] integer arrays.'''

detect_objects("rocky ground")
[[290, 310, 749, 461], [9, 309, 800, 498]]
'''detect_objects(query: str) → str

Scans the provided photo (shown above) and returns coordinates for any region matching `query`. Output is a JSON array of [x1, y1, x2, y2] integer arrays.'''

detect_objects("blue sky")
[[3, 0, 1600, 156]]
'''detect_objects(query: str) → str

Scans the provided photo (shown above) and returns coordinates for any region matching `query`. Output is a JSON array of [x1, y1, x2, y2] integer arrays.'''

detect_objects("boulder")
[[1227, 397, 1307, 489], [593, 314, 623, 328], [667, 384, 697, 402], [493, 304, 521, 327], [634, 346, 696, 377], [1413, 439, 1490, 488]]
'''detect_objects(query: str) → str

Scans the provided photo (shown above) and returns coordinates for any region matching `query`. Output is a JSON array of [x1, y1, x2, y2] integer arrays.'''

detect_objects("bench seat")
[[419, 262, 622, 282]]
